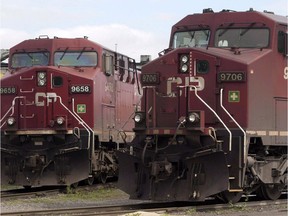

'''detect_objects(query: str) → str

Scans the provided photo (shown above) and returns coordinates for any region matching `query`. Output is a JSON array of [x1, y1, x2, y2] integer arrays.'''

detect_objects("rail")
[[190, 85, 232, 151]]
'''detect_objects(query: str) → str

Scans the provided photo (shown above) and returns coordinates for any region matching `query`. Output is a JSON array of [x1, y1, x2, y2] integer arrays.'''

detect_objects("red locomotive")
[[117, 9, 287, 203], [1, 36, 140, 187]]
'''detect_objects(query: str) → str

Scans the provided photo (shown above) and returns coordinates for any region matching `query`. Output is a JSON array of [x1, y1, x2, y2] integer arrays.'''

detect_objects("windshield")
[[173, 30, 210, 48], [215, 28, 269, 48], [11, 52, 49, 68], [54, 51, 97, 67]]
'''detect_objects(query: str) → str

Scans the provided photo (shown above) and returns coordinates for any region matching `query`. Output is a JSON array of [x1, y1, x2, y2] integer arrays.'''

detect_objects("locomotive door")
[[190, 52, 217, 124], [34, 70, 70, 129], [14, 69, 70, 130], [101, 75, 116, 142], [102, 106, 115, 142]]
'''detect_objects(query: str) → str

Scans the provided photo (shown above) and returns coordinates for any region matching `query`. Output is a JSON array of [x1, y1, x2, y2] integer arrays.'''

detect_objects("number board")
[[141, 73, 159, 85], [70, 85, 91, 94], [0, 87, 17, 95], [217, 72, 246, 83]]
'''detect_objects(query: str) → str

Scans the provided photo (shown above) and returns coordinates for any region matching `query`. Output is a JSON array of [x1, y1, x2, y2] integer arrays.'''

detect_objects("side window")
[[103, 53, 113, 76], [278, 31, 288, 56], [196, 60, 209, 74], [118, 58, 125, 81]]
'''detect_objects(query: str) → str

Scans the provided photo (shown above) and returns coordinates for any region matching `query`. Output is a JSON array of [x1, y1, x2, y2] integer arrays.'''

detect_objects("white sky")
[[0, 0, 287, 61]]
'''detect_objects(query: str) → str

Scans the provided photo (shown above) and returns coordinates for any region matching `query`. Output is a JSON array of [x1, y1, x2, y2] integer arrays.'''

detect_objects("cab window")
[[215, 28, 269, 48], [173, 30, 210, 48], [102, 53, 114, 76], [278, 31, 288, 56], [54, 51, 97, 67], [11, 52, 49, 68]]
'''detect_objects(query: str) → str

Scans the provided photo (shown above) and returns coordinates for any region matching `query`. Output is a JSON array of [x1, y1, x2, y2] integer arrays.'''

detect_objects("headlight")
[[179, 54, 189, 73], [134, 113, 143, 123], [37, 71, 47, 86], [38, 79, 46, 86], [186, 111, 203, 130], [181, 64, 188, 73], [134, 112, 146, 129], [38, 72, 46, 79], [7, 117, 16, 126], [181, 55, 188, 63], [56, 117, 65, 125], [188, 112, 199, 123]]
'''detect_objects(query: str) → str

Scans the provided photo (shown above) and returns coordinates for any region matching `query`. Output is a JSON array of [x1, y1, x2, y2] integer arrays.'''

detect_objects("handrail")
[[191, 85, 232, 151], [45, 95, 93, 151], [0, 96, 25, 128], [20, 88, 34, 93], [20, 114, 35, 119], [220, 88, 247, 159], [20, 75, 34, 80], [1, 95, 94, 152], [71, 98, 94, 152]]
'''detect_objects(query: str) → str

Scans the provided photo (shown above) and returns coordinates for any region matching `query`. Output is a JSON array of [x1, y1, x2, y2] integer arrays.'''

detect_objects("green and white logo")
[[228, 91, 240, 102], [77, 104, 86, 113]]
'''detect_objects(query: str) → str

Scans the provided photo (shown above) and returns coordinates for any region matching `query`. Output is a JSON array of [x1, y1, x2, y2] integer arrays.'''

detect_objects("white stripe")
[[269, 131, 279, 136], [246, 131, 256, 135], [246, 130, 287, 136], [280, 131, 288, 136], [164, 130, 170, 134], [256, 131, 267, 136]]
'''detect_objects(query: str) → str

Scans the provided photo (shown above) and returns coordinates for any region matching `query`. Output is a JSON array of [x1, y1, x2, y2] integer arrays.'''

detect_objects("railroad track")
[[0, 183, 114, 200], [1, 197, 287, 216], [1, 186, 66, 201], [1, 189, 61, 200]]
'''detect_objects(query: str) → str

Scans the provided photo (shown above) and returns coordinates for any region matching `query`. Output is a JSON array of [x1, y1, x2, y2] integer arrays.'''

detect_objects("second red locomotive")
[[117, 9, 287, 203], [1, 36, 140, 187]]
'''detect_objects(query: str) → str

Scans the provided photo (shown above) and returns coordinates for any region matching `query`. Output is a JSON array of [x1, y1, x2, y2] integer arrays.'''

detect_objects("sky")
[[0, 0, 287, 61]]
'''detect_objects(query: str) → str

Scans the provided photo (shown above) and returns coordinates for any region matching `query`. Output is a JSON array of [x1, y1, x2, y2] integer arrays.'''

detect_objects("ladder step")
[[229, 189, 243, 192]]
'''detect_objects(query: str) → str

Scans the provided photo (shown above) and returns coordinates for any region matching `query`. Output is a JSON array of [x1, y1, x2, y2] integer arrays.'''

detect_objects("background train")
[[117, 8, 287, 203], [1, 36, 141, 187]]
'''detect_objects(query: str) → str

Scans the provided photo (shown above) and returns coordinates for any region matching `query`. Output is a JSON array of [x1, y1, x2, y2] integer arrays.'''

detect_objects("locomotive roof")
[[9, 36, 134, 60], [10, 37, 103, 51], [173, 9, 287, 29], [260, 12, 288, 25]]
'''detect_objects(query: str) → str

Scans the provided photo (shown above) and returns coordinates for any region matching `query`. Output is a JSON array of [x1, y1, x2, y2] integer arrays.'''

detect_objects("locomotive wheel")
[[71, 182, 79, 188], [260, 184, 282, 200], [85, 176, 95, 186], [219, 190, 243, 204], [99, 173, 107, 184]]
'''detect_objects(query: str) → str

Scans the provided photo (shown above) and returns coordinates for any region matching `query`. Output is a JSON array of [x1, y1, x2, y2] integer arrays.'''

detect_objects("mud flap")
[[117, 151, 151, 199], [1, 151, 20, 185], [52, 149, 90, 185], [117, 150, 229, 201], [1, 149, 90, 186], [149, 151, 229, 201], [184, 151, 229, 200]]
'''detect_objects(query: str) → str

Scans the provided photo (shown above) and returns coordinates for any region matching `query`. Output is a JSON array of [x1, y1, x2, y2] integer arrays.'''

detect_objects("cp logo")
[[35, 92, 57, 106], [167, 76, 205, 97]]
